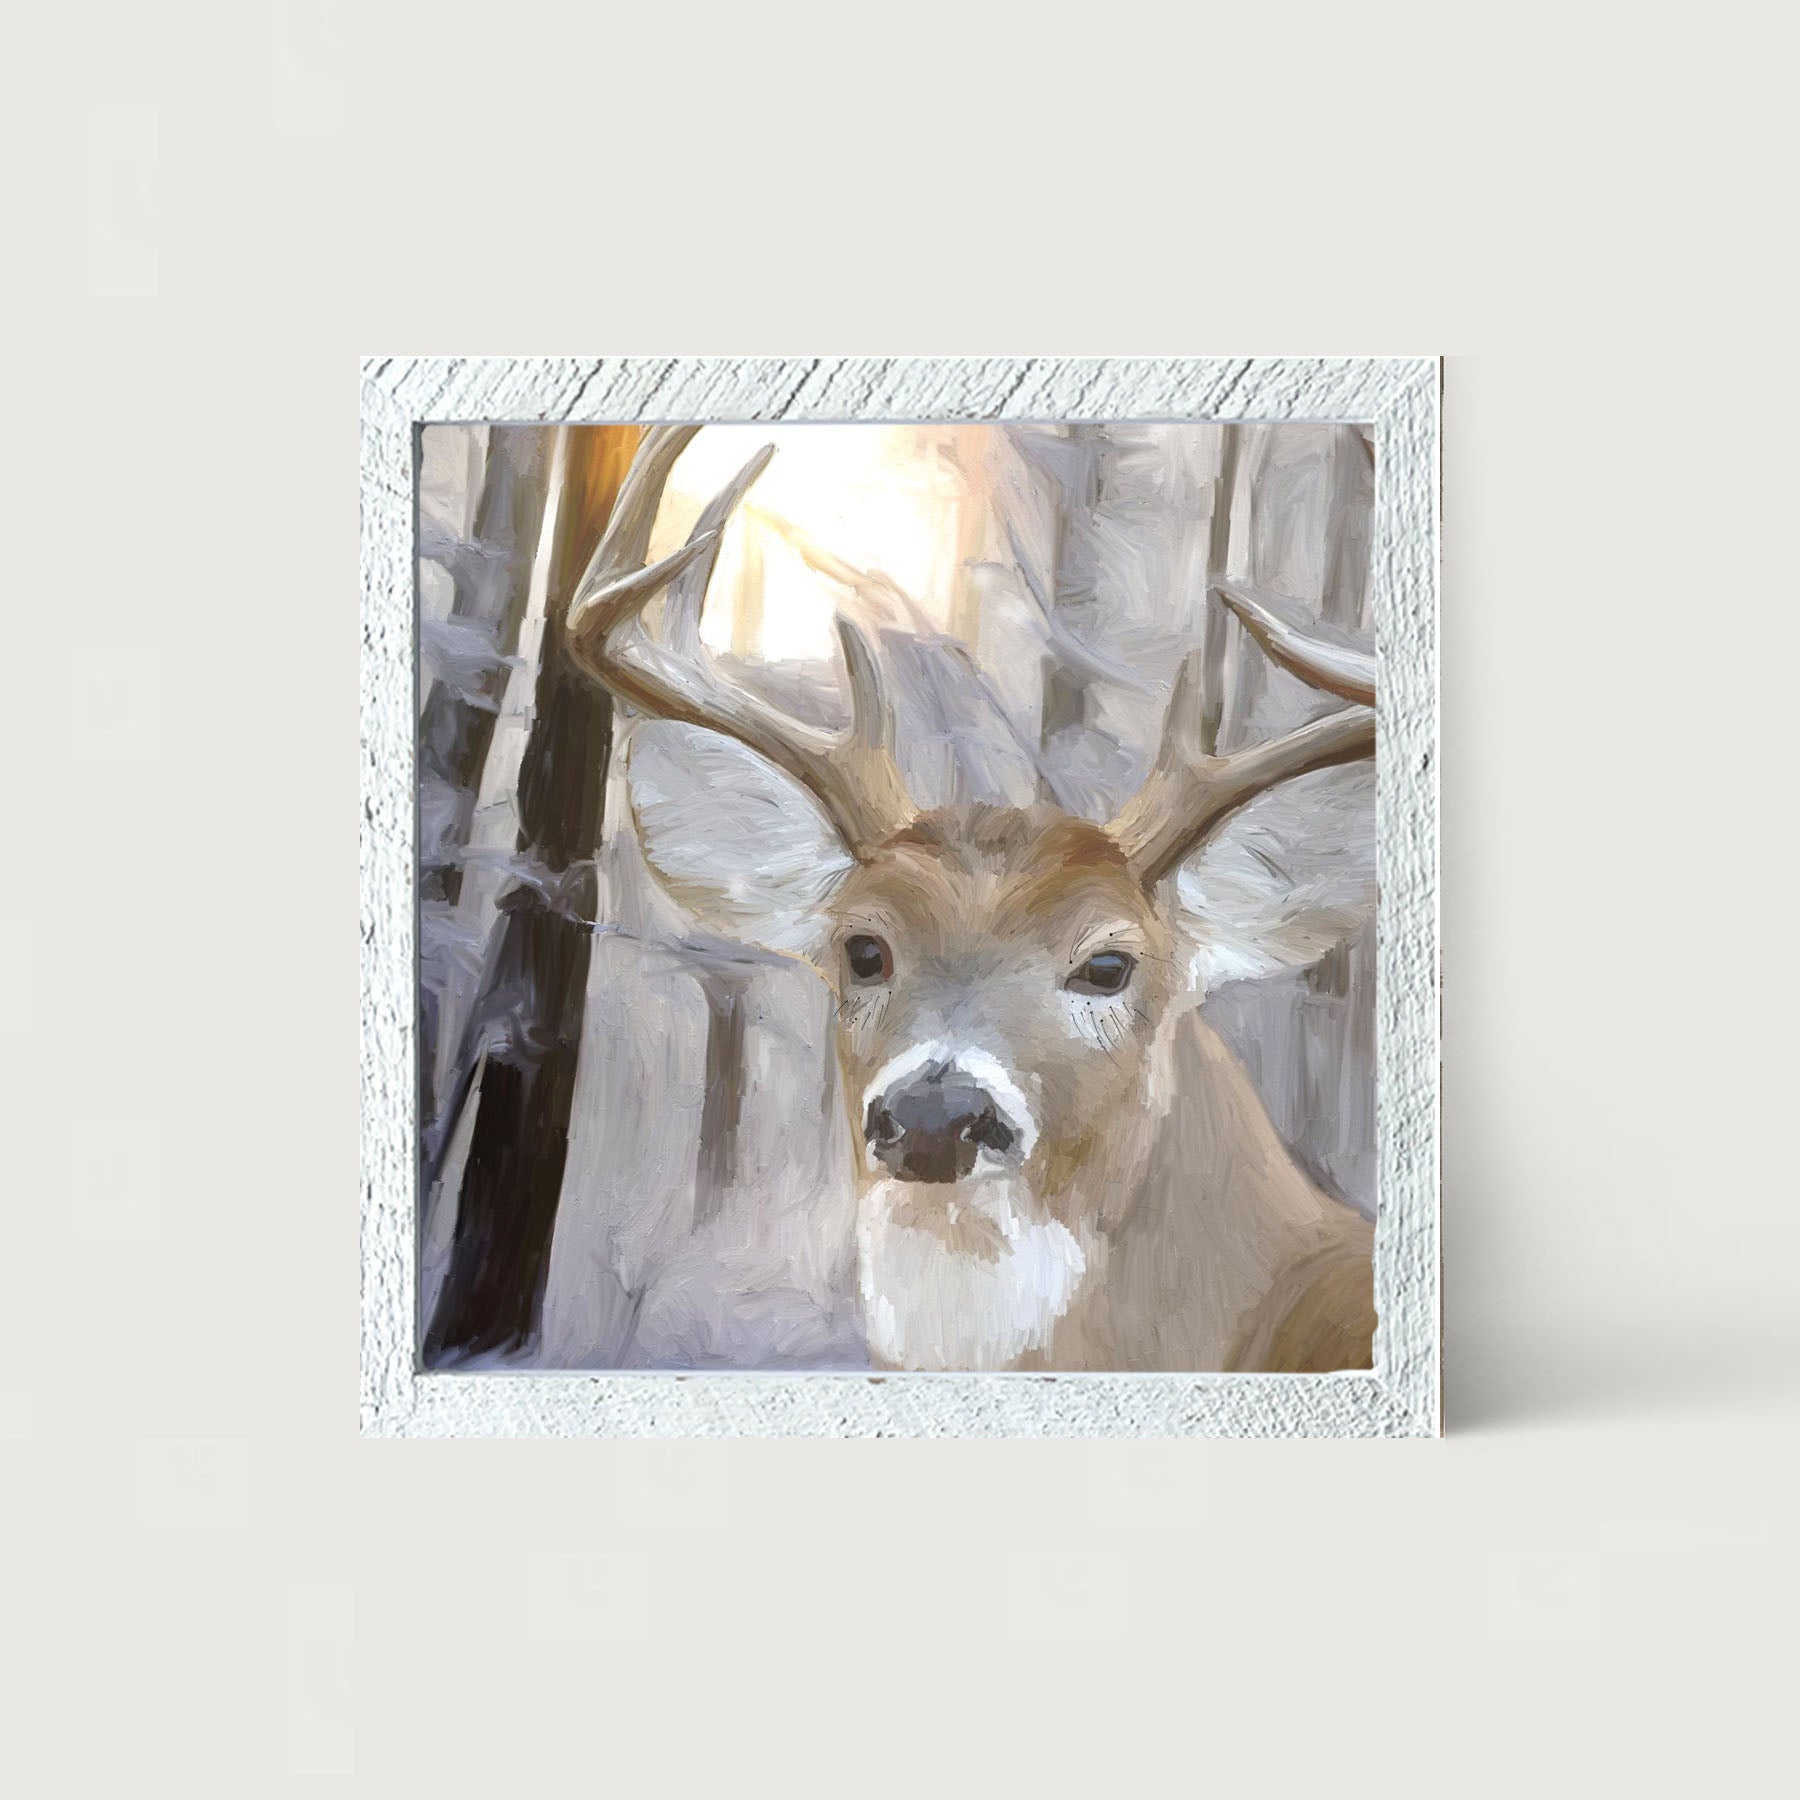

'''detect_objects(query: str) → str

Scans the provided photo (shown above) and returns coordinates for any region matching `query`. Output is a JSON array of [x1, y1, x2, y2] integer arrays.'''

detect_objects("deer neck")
[[1057, 1008, 1351, 1369]]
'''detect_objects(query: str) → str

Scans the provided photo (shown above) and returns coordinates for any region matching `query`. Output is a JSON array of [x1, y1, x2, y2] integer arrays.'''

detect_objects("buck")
[[567, 427, 1379, 1373]]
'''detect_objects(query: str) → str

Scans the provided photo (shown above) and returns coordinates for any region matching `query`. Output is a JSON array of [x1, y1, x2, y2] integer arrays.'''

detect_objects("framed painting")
[[360, 355, 1440, 1436]]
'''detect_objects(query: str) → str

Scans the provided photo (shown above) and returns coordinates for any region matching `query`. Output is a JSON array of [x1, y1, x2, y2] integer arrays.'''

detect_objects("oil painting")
[[413, 414, 1382, 1377]]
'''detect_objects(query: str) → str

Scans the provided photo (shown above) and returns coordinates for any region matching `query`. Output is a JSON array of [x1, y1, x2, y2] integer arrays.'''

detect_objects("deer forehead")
[[831, 806, 1169, 958]]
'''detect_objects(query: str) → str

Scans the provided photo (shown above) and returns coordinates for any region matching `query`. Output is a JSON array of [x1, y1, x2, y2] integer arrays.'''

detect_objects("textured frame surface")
[[360, 356, 1441, 1437]]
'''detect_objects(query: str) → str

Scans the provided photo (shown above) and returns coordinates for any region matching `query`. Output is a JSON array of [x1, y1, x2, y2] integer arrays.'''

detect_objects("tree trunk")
[[423, 425, 641, 1364], [417, 427, 553, 1135], [1197, 424, 1241, 755], [1321, 425, 1375, 629], [1040, 429, 1102, 763], [693, 967, 749, 1231]]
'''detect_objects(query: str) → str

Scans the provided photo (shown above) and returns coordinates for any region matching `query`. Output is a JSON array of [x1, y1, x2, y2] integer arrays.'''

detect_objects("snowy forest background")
[[415, 422, 1378, 1369]]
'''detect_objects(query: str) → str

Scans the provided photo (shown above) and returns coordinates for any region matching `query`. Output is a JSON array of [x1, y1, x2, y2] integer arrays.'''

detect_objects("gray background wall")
[[4, 3, 1795, 1796]]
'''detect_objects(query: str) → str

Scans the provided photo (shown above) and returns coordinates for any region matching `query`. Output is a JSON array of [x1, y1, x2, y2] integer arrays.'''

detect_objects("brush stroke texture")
[[422, 422, 1378, 1370]]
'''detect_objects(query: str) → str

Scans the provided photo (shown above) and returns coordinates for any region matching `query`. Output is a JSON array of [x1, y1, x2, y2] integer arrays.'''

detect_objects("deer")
[[565, 425, 1379, 1374]]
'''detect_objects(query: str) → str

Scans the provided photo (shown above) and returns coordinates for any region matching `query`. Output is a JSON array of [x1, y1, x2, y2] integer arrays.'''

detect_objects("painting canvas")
[[413, 414, 1384, 1378]]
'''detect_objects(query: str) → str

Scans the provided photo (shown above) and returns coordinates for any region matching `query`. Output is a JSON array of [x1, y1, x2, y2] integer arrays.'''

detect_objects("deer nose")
[[864, 1069, 1016, 1183]]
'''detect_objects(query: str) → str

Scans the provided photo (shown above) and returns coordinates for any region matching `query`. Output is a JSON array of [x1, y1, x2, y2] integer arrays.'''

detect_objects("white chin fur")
[[857, 1176, 1088, 1372]]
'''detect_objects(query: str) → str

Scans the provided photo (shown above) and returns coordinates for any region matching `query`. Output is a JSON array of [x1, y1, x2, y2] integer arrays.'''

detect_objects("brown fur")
[[822, 806, 1375, 1373], [1227, 1229, 1376, 1373]]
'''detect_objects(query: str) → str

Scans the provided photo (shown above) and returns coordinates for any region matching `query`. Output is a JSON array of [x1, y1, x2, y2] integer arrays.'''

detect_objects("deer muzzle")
[[862, 1057, 1031, 1184]]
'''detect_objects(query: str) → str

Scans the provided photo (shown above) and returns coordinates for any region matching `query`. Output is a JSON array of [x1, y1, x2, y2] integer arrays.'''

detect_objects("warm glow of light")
[[646, 425, 976, 664]]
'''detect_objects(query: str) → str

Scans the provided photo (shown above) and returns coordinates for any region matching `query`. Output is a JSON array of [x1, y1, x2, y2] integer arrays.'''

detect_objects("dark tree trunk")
[[422, 426, 640, 1364], [693, 969, 749, 1231]]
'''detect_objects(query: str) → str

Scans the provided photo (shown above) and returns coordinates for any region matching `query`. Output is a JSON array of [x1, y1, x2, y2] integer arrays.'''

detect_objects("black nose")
[[864, 1068, 1016, 1183]]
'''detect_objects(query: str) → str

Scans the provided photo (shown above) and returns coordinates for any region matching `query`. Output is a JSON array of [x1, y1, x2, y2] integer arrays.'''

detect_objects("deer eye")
[[1067, 950, 1135, 996], [844, 933, 892, 984]]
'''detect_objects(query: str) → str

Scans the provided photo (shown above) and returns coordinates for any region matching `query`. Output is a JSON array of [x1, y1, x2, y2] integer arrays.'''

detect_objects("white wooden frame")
[[360, 356, 1441, 1437]]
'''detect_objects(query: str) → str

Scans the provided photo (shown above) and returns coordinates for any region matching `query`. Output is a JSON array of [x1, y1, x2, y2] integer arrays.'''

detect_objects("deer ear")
[[625, 720, 854, 959], [1172, 764, 1376, 997]]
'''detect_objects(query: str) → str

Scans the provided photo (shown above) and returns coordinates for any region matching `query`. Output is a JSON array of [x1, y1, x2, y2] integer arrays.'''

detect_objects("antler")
[[1109, 584, 1377, 883], [565, 426, 915, 857], [1214, 579, 1376, 707]]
